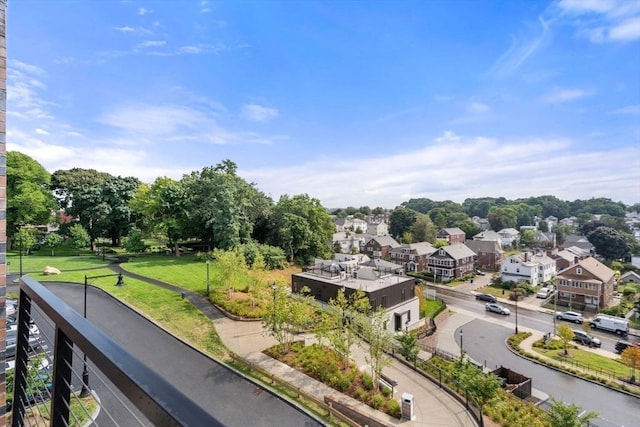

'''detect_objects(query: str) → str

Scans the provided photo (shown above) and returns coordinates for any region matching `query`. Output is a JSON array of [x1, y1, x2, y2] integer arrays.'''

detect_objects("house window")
[[576, 267, 582, 275], [401, 288, 406, 301]]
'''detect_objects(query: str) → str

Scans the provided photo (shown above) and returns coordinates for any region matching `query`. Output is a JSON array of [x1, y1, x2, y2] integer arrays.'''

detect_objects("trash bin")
[[401, 392, 414, 420]]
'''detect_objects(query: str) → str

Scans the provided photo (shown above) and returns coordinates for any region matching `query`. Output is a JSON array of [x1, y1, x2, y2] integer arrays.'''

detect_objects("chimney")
[[574, 257, 579, 265]]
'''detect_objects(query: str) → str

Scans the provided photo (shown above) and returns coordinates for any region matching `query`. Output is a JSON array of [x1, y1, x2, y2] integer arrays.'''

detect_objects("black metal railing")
[[12, 276, 224, 427]]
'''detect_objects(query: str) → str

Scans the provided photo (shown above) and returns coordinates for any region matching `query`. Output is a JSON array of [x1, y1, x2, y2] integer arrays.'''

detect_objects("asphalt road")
[[14, 281, 324, 427], [439, 296, 640, 427]]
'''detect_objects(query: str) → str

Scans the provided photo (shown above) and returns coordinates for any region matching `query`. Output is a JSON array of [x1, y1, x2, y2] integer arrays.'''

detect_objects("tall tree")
[[360, 308, 394, 390], [410, 214, 437, 243], [487, 206, 517, 230], [100, 176, 141, 247], [389, 207, 417, 238], [620, 345, 640, 383], [325, 288, 370, 368], [586, 226, 630, 261], [557, 324, 574, 356], [269, 194, 334, 264], [7, 151, 57, 241]]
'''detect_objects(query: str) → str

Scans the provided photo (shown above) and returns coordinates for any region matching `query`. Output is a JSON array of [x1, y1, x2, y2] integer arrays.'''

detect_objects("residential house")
[[292, 259, 420, 332], [534, 232, 556, 248], [498, 228, 520, 248], [332, 232, 365, 254], [472, 216, 491, 231], [548, 248, 579, 271], [473, 230, 501, 241], [556, 257, 616, 311], [367, 221, 389, 236], [389, 242, 436, 272], [620, 271, 640, 284], [559, 217, 579, 229], [501, 252, 541, 286], [362, 235, 401, 260], [562, 235, 594, 254], [350, 218, 368, 233], [465, 239, 504, 271], [501, 252, 556, 286], [436, 227, 466, 244], [544, 216, 559, 230], [426, 243, 476, 280], [333, 217, 368, 233]]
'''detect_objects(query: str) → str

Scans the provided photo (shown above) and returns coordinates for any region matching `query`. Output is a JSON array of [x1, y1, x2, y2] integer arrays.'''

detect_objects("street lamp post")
[[459, 329, 464, 357], [19, 231, 23, 277], [81, 272, 125, 397], [553, 290, 558, 336], [206, 260, 210, 296], [515, 292, 519, 334]]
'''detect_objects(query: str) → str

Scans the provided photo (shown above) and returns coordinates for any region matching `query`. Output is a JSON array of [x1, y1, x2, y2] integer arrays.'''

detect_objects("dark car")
[[615, 339, 635, 354], [572, 330, 601, 348], [475, 293, 497, 303]]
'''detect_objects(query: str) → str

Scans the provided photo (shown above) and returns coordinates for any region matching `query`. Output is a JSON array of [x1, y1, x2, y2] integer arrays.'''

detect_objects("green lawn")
[[7, 254, 110, 275], [421, 298, 444, 318], [531, 344, 631, 379]]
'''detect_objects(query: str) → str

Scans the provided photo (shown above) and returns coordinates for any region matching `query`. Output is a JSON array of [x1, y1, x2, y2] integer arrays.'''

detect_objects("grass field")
[[531, 345, 631, 379]]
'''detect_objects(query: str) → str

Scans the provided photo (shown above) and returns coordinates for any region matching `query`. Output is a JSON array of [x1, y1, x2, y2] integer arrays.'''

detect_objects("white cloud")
[[558, 0, 640, 42], [470, 102, 491, 113], [241, 104, 278, 123], [541, 88, 590, 103], [610, 104, 640, 115], [137, 40, 166, 48], [35, 128, 49, 135], [243, 132, 639, 208], [113, 26, 136, 33], [138, 8, 152, 16]]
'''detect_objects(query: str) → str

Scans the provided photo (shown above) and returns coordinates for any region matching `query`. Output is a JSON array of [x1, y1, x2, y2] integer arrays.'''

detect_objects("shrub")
[[381, 386, 391, 397], [361, 372, 374, 390], [370, 393, 386, 410], [386, 399, 401, 418], [354, 387, 368, 402]]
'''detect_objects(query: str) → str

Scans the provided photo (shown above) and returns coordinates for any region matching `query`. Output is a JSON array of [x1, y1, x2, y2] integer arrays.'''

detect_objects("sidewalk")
[[214, 315, 478, 427]]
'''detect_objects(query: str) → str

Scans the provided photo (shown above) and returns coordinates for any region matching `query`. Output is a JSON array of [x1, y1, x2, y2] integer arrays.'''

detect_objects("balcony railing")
[[10, 276, 224, 427]]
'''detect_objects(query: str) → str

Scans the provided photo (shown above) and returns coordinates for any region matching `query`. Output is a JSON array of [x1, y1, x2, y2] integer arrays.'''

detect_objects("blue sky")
[[8, 0, 640, 208]]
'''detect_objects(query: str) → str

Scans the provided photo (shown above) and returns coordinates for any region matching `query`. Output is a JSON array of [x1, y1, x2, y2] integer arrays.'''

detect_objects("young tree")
[[548, 399, 598, 427], [453, 358, 502, 408], [262, 283, 314, 353], [411, 214, 437, 243], [360, 308, 394, 390], [557, 324, 575, 356], [43, 232, 64, 256], [124, 229, 147, 253], [68, 224, 90, 255], [326, 288, 370, 368], [397, 330, 419, 363], [620, 345, 640, 384], [212, 248, 247, 298]]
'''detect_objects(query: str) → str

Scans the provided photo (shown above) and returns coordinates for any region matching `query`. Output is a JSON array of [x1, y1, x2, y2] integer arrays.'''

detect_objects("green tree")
[[397, 330, 419, 363], [411, 214, 437, 243], [325, 288, 370, 368], [453, 218, 482, 240], [68, 223, 90, 254], [269, 194, 334, 264], [586, 226, 630, 261], [124, 229, 147, 253], [520, 229, 538, 247], [487, 206, 517, 230], [7, 152, 57, 242], [557, 324, 574, 356], [401, 231, 414, 244], [389, 207, 417, 239], [547, 398, 598, 427], [263, 283, 314, 353], [101, 176, 141, 247], [553, 223, 574, 245], [452, 358, 502, 407], [360, 308, 394, 390], [212, 248, 247, 297], [15, 228, 36, 256], [42, 232, 64, 256]]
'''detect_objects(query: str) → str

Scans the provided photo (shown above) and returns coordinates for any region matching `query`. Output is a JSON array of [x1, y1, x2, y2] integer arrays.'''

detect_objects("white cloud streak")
[[541, 88, 591, 103], [241, 104, 279, 122]]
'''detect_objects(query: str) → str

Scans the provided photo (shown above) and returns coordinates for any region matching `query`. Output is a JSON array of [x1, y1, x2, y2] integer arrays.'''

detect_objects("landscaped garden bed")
[[264, 342, 401, 418]]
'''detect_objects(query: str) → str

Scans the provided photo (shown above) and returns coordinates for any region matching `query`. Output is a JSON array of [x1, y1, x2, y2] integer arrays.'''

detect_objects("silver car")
[[486, 302, 510, 315], [556, 311, 583, 324]]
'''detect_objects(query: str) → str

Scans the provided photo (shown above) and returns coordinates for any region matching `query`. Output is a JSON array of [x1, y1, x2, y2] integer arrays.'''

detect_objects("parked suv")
[[556, 311, 584, 324], [615, 339, 635, 354], [572, 330, 601, 348]]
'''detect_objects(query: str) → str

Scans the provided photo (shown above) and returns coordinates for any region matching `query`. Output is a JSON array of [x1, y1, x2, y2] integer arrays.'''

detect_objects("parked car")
[[615, 339, 636, 354], [475, 293, 497, 303], [486, 302, 510, 315], [536, 288, 552, 299], [572, 330, 601, 348], [475, 269, 486, 276], [556, 311, 584, 324]]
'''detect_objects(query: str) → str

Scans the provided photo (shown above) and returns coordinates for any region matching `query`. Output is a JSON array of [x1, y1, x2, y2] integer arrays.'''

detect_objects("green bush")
[[370, 393, 386, 410], [354, 387, 368, 401], [362, 372, 374, 390], [386, 399, 401, 418]]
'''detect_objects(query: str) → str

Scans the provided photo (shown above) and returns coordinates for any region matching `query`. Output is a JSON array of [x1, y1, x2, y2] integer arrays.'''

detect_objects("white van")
[[589, 314, 629, 336]]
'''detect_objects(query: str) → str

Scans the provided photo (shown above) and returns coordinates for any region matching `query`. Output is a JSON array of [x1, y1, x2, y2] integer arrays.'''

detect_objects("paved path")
[[109, 264, 479, 427]]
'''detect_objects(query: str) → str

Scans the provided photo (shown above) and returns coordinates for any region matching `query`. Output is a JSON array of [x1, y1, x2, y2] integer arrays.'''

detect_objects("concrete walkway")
[[109, 265, 479, 427]]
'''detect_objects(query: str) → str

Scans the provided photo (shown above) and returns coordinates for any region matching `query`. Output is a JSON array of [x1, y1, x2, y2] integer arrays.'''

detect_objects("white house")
[[498, 228, 520, 248], [367, 221, 389, 236], [501, 252, 557, 286], [532, 252, 557, 283]]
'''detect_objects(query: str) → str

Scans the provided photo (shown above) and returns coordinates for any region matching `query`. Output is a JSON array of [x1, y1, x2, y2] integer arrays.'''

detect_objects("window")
[[576, 267, 582, 275], [401, 288, 406, 301], [381, 295, 387, 307]]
